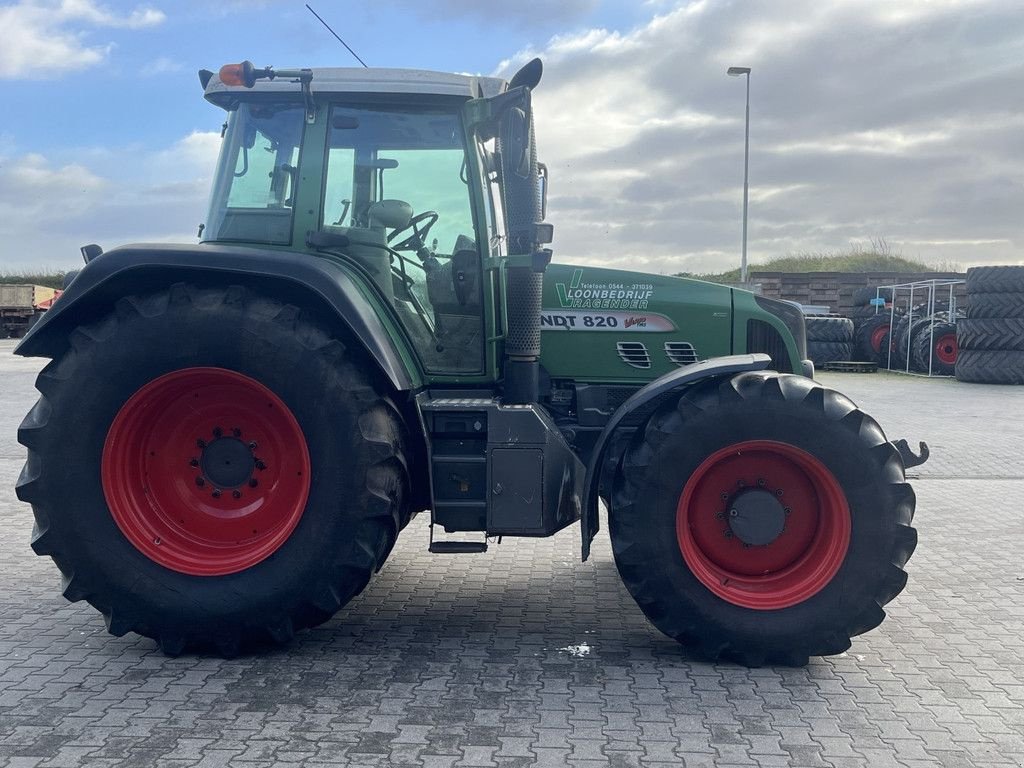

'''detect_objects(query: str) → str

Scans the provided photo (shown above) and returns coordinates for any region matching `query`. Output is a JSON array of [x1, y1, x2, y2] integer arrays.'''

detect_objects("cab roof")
[[203, 66, 509, 108]]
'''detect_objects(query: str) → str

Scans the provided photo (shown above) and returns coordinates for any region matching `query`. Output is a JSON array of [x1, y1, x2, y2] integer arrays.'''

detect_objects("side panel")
[[15, 243, 420, 391], [539, 265, 734, 381], [580, 353, 773, 560]]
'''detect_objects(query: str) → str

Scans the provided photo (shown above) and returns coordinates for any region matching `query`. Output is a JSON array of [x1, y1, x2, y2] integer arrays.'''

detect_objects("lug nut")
[[212, 489, 221, 498], [775, 489, 784, 496], [232, 489, 242, 499], [255, 460, 266, 471], [720, 492, 728, 500], [232, 428, 242, 437], [725, 531, 733, 538], [196, 438, 206, 448], [213, 426, 223, 438], [757, 478, 766, 487], [248, 441, 258, 450], [189, 458, 199, 468], [195, 477, 205, 487], [716, 512, 724, 520], [784, 507, 791, 515]]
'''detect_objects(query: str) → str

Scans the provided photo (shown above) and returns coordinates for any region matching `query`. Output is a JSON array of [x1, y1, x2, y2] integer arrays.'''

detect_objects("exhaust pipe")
[[498, 64, 551, 404]]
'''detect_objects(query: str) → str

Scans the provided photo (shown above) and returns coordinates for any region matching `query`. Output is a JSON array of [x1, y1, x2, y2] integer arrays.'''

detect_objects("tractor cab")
[[200, 63, 542, 380]]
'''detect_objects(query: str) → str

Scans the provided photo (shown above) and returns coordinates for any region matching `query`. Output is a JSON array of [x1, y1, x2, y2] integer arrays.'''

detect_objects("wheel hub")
[[728, 488, 786, 546], [101, 367, 311, 576], [675, 440, 852, 610], [199, 436, 256, 489]]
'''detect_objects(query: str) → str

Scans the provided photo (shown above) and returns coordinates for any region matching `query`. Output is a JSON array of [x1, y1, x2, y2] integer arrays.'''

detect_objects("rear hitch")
[[893, 439, 929, 469]]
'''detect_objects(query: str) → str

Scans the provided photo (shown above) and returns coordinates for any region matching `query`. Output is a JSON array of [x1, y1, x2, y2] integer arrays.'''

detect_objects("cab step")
[[428, 541, 488, 554]]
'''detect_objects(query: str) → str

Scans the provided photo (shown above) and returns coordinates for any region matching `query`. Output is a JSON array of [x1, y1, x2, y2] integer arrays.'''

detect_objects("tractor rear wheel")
[[16, 284, 409, 655], [610, 371, 916, 666]]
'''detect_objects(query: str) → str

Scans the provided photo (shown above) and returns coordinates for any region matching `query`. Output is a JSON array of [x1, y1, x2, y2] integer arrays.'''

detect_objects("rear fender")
[[16, 243, 416, 392], [580, 353, 772, 560]]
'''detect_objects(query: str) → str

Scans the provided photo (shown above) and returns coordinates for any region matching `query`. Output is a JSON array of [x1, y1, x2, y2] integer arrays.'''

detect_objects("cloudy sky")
[[1, 0, 1021, 274]]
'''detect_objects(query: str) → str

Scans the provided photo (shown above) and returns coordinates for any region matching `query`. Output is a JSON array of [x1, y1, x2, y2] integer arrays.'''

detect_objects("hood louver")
[[616, 341, 651, 369]]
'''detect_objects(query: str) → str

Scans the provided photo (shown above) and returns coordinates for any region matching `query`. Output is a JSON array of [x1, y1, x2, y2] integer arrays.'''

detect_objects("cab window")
[[322, 106, 483, 374]]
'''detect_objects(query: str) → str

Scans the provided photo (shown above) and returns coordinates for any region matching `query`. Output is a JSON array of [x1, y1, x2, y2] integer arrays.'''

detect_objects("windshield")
[[203, 103, 306, 245]]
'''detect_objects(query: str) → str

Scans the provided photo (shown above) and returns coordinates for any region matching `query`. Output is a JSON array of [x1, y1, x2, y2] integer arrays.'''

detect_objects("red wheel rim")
[[870, 324, 890, 354], [102, 367, 311, 576], [676, 440, 850, 610], [934, 333, 957, 365]]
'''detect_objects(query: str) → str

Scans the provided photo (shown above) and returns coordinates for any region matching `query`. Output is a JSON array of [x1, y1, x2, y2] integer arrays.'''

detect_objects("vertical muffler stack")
[[499, 66, 551, 404]]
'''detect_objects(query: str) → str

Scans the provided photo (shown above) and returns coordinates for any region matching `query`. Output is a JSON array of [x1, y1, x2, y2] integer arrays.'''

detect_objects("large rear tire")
[[16, 284, 410, 655], [610, 372, 916, 666]]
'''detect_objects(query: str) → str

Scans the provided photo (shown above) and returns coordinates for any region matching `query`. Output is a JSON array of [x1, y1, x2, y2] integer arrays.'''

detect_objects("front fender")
[[581, 353, 772, 559], [16, 242, 417, 392]]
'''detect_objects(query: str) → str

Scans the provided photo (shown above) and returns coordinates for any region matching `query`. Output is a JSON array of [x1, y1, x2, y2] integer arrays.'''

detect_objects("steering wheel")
[[387, 211, 438, 253]]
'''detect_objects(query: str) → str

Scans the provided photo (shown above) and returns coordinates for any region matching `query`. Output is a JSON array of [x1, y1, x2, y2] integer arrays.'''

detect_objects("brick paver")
[[1, 338, 1022, 767]]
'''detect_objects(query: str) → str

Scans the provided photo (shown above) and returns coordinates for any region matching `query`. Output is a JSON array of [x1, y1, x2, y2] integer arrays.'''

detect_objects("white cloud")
[[0, 0, 165, 79], [495, 0, 1024, 274], [0, 130, 219, 269], [140, 56, 182, 76]]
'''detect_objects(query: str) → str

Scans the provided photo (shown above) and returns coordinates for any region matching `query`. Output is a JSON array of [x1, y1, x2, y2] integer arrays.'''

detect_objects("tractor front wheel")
[[17, 284, 409, 655], [610, 371, 916, 666]]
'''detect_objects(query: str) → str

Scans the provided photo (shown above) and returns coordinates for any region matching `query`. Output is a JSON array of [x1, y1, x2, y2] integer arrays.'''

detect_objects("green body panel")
[[539, 265, 733, 382], [730, 288, 802, 373], [538, 264, 802, 383]]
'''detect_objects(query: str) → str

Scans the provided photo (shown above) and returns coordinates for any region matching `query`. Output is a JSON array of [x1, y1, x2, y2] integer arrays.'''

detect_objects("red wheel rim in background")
[[934, 333, 958, 365], [676, 440, 851, 610], [870, 323, 890, 354], [102, 368, 311, 576]]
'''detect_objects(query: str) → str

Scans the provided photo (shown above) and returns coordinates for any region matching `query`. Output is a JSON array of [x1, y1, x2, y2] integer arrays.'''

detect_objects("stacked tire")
[[806, 316, 854, 364], [956, 266, 1024, 384]]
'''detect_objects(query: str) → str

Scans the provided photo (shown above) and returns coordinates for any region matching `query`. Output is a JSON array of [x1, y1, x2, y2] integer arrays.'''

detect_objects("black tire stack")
[[956, 266, 1024, 384], [806, 316, 854, 364]]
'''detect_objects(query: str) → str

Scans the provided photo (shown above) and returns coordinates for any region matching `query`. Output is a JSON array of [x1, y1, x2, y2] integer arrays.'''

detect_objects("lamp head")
[[727, 66, 751, 76]]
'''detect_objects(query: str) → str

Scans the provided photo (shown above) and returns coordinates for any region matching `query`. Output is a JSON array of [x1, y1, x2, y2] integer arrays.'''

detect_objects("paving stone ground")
[[1, 337, 1022, 767]]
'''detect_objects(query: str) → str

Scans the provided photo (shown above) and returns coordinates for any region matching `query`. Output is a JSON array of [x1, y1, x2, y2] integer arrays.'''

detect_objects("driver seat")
[[367, 200, 413, 233]]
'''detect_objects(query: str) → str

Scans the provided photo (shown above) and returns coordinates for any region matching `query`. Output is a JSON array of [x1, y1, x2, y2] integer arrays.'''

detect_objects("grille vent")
[[664, 341, 699, 366], [616, 341, 651, 369], [746, 319, 793, 373]]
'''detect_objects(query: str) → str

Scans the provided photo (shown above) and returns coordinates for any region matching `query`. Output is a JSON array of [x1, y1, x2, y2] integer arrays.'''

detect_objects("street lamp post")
[[727, 66, 751, 285]]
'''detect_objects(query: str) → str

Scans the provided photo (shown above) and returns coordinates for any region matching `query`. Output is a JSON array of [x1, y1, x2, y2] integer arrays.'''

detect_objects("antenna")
[[305, 4, 369, 68]]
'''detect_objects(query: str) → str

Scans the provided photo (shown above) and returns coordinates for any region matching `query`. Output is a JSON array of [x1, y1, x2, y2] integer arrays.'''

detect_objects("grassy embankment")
[[682, 243, 960, 283]]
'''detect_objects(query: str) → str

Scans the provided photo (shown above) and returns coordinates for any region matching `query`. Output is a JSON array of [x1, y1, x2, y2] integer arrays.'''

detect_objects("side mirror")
[[451, 249, 478, 306], [499, 105, 531, 179]]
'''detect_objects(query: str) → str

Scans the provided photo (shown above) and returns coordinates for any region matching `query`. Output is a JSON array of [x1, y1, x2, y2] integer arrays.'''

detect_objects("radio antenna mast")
[[305, 4, 369, 68]]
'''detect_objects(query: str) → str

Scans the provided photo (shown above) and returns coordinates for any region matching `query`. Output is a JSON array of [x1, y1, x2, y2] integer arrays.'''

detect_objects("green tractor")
[[15, 58, 917, 665]]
